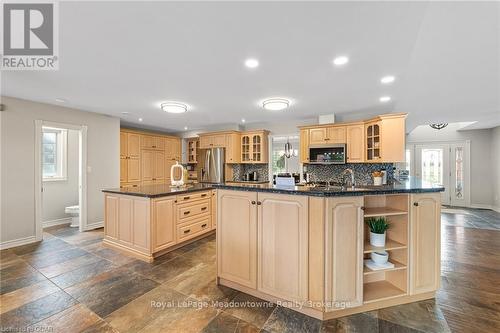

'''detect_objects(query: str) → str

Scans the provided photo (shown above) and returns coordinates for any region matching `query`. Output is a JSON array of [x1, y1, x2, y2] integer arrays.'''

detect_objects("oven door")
[[309, 144, 346, 164]]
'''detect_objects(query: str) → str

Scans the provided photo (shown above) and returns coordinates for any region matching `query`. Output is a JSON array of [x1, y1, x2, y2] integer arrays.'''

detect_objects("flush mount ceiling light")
[[333, 56, 349, 66], [161, 102, 188, 114], [262, 98, 290, 111], [380, 75, 395, 84], [55, 98, 66, 103], [429, 123, 448, 130], [379, 96, 391, 103], [244, 58, 259, 68], [138, 118, 143, 122], [184, 126, 188, 130], [241, 118, 246, 123]]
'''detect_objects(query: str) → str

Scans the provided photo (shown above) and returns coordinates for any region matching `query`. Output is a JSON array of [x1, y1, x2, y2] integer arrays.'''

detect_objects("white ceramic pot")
[[371, 251, 389, 265], [373, 176, 382, 186], [370, 231, 386, 247]]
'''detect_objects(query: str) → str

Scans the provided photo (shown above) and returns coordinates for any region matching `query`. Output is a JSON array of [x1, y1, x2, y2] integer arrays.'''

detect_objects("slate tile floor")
[[1, 207, 499, 333]]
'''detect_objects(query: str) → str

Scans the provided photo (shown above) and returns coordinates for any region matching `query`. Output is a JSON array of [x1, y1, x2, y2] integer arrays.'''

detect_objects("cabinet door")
[[152, 197, 176, 251], [217, 190, 257, 288], [251, 134, 262, 162], [225, 134, 240, 163], [257, 193, 308, 301], [199, 136, 213, 149], [141, 150, 154, 181], [154, 151, 165, 181], [410, 193, 441, 295], [154, 136, 165, 150], [309, 128, 328, 145], [172, 138, 181, 161], [328, 127, 346, 144], [120, 132, 127, 158], [105, 195, 119, 240], [141, 135, 155, 149], [127, 158, 141, 182], [325, 196, 364, 310], [346, 125, 365, 163], [300, 129, 309, 163], [241, 135, 251, 163], [213, 134, 226, 147], [127, 133, 141, 158], [120, 158, 127, 182]]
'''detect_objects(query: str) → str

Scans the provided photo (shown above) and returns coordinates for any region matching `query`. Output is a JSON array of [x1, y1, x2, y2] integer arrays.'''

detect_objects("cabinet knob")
[[361, 206, 365, 210], [201, 224, 207, 228], [257, 201, 262, 205], [413, 202, 419, 206], [201, 207, 207, 211], [184, 229, 190, 234], [251, 201, 256, 205]]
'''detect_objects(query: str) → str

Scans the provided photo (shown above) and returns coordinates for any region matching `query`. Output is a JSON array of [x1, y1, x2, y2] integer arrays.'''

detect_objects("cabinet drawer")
[[177, 216, 211, 242], [176, 191, 210, 203], [177, 199, 210, 222]]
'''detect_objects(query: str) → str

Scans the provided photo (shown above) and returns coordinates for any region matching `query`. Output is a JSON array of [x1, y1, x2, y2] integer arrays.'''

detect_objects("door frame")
[[407, 140, 470, 207], [35, 120, 88, 240]]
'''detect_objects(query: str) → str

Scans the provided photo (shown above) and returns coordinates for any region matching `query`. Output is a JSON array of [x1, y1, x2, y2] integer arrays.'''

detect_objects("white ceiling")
[[2, 1, 499, 132]]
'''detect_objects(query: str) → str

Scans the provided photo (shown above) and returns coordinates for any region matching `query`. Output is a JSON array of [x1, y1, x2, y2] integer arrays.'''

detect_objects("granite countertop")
[[103, 178, 444, 198], [226, 180, 270, 184]]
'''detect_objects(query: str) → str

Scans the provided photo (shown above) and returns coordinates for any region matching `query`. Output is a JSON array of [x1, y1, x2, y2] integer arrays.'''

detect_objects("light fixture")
[[333, 56, 349, 66], [55, 98, 66, 103], [138, 118, 143, 122], [380, 75, 395, 84], [244, 58, 259, 68], [429, 123, 448, 130], [184, 126, 188, 130], [284, 140, 293, 158], [379, 96, 391, 103], [241, 118, 246, 123], [262, 98, 290, 111], [161, 102, 188, 114]]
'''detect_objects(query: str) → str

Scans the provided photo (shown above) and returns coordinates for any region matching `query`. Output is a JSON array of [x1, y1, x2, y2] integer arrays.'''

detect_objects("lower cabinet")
[[325, 196, 364, 310], [409, 193, 441, 294], [217, 190, 257, 288], [152, 197, 176, 252], [258, 193, 309, 301]]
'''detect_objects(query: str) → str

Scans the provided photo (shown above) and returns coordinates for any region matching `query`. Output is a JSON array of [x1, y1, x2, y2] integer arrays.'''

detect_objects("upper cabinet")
[[299, 113, 407, 164], [141, 135, 165, 150], [225, 133, 241, 163], [165, 137, 181, 162], [241, 130, 269, 164], [186, 138, 199, 164], [199, 133, 226, 149]]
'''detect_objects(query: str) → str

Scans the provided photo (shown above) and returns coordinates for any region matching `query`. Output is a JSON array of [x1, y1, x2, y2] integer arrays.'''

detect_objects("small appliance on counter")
[[243, 171, 259, 181], [170, 162, 185, 187], [273, 173, 300, 185]]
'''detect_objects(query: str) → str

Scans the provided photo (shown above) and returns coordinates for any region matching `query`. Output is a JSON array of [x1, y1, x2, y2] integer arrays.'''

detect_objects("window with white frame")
[[42, 127, 68, 180]]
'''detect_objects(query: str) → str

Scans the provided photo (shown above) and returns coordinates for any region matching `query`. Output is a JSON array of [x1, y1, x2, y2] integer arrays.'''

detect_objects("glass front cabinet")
[[366, 121, 381, 161], [240, 130, 269, 164]]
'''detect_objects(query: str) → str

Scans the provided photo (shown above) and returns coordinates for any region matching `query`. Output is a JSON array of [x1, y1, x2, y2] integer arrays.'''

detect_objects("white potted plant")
[[366, 217, 390, 247]]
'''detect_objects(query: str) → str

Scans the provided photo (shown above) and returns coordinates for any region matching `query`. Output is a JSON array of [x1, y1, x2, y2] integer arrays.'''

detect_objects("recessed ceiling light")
[[138, 118, 143, 122], [244, 58, 259, 68], [184, 126, 188, 130], [55, 98, 66, 103], [333, 56, 349, 66], [262, 98, 290, 111], [379, 96, 391, 103], [380, 75, 395, 84], [241, 118, 246, 123], [161, 101, 188, 114]]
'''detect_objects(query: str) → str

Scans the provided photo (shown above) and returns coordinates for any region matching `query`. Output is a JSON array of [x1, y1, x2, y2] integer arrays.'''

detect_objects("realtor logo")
[[1, 1, 59, 70]]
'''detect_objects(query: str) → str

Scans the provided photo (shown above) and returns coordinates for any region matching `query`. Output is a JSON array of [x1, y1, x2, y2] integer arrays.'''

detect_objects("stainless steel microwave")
[[309, 144, 346, 164]]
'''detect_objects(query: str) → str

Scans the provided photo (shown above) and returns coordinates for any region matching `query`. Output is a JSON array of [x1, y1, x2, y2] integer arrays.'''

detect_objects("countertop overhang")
[[102, 177, 444, 198]]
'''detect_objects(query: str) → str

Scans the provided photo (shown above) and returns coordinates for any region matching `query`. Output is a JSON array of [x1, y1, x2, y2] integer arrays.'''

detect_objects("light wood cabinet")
[[346, 124, 365, 163], [217, 190, 257, 288], [141, 150, 165, 183], [225, 133, 241, 163], [166, 137, 181, 161], [199, 133, 226, 149], [409, 193, 440, 295], [308, 126, 346, 145], [152, 198, 176, 251], [211, 190, 217, 229], [257, 193, 308, 302], [120, 132, 142, 183], [328, 127, 346, 144], [241, 131, 269, 164], [367, 115, 406, 163], [309, 127, 328, 145], [141, 135, 164, 150], [325, 196, 364, 310], [300, 129, 309, 163], [186, 138, 199, 164]]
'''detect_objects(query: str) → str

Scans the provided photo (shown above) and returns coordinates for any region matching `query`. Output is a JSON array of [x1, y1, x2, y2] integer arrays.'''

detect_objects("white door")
[[414, 142, 469, 207]]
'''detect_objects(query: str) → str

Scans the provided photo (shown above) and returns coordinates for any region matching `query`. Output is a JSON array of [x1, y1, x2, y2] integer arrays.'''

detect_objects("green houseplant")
[[366, 217, 390, 247]]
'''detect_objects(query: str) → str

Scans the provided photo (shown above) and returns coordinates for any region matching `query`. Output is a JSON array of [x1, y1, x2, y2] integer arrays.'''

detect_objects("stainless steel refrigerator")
[[201, 147, 225, 183]]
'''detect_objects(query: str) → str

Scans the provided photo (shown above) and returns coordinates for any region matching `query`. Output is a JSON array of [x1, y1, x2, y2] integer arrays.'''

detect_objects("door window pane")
[[455, 147, 464, 199], [421, 148, 443, 185]]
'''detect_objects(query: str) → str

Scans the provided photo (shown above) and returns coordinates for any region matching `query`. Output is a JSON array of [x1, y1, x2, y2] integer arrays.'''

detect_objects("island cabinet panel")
[[217, 190, 257, 288], [211, 190, 217, 229], [132, 199, 150, 252], [152, 197, 176, 252], [105, 195, 119, 240], [257, 193, 309, 302], [409, 193, 441, 295], [325, 196, 364, 310], [118, 197, 134, 246]]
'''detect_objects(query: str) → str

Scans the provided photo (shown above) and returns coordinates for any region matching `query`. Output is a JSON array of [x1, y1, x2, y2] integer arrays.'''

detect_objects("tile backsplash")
[[230, 164, 269, 182], [304, 163, 395, 185]]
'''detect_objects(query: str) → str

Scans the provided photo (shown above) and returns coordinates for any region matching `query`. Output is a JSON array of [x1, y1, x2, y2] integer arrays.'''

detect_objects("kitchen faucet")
[[342, 168, 355, 189]]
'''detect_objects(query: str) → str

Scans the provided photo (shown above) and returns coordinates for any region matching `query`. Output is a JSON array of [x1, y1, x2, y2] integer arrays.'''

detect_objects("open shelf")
[[363, 260, 406, 275], [364, 207, 408, 217], [363, 239, 406, 254], [363, 280, 406, 303]]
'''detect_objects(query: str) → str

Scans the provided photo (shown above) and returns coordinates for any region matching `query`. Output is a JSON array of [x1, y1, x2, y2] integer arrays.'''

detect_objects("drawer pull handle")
[[201, 194, 207, 197], [184, 229, 190, 234], [201, 207, 207, 211], [201, 224, 207, 228], [184, 196, 190, 200], [184, 211, 190, 215]]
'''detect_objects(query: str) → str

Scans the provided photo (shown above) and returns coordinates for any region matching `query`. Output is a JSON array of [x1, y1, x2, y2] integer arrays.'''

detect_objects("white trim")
[[43, 217, 71, 228], [469, 204, 499, 211], [35, 120, 43, 242], [0, 236, 38, 250], [85, 221, 103, 230], [79, 126, 89, 231]]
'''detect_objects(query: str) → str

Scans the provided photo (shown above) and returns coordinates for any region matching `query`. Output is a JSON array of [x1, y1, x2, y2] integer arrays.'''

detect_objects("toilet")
[[65, 205, 79, 227]]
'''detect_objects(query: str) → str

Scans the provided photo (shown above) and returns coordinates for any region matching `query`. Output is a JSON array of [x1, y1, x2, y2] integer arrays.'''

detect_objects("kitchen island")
[[212, 179, 444, 320], [102, 184, 216, 262]]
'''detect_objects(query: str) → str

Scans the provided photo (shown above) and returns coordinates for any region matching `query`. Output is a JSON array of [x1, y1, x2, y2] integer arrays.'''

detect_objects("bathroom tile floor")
[[1, 207, 499, 332]]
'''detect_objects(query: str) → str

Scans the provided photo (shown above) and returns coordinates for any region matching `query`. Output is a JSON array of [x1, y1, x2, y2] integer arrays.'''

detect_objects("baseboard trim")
[[0, 236, 38, 250], [43, 217, 71, 229], [84, 221, 104, 231], [470, 204, 494, 210]]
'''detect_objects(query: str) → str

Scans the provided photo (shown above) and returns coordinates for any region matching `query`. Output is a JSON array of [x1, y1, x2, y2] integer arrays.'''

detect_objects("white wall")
[[42, 129, 79, 223], [407, 123, 494, 207], [0, 96, 120, 244], [491, 126, 500, 210]]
